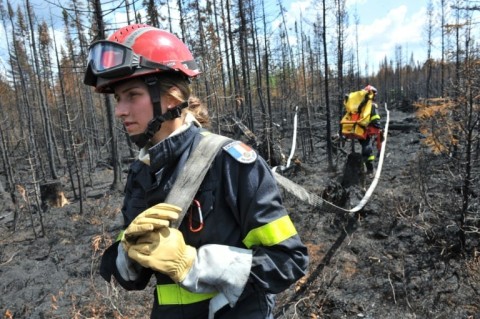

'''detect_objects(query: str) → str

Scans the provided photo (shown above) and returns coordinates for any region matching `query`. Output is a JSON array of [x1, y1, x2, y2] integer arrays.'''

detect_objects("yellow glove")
[[128, 227, 196, 283], [122, 203, 181, 251]]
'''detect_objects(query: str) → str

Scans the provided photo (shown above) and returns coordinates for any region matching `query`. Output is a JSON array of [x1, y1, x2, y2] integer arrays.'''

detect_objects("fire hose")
[[272, 103, 390, 214]]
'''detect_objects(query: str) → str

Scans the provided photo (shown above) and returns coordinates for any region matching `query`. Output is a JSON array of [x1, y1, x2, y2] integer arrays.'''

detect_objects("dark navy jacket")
[[100, 124, 308, 318]]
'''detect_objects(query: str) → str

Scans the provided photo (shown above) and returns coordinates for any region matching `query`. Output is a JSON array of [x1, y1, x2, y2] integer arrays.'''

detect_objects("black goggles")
[[85, 40, 173, 83]]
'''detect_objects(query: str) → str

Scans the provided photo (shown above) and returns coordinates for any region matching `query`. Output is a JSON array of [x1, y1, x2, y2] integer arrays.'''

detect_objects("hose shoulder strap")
[[167, 133, 231, 228]]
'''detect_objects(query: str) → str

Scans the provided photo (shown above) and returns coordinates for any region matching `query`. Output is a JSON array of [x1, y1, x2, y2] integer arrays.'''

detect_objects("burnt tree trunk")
[[341, 152, 365, 188]]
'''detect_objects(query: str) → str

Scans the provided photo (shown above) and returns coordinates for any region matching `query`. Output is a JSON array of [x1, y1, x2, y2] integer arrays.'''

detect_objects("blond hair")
[[157, 73, 210, 128]]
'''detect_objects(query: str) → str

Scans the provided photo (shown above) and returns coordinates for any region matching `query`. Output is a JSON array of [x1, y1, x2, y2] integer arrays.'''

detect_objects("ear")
[[165, 98, 176, 109], [165, 87, 182, 109]]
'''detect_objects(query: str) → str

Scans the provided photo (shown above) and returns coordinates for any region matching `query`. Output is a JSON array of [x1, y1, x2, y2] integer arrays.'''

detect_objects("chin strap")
[[130, 101, 188, 148], [130, 75, 188, 148]]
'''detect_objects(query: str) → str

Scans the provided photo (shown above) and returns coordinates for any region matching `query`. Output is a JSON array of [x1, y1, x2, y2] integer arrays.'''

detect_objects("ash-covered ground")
[[1, 108, 479, 319]]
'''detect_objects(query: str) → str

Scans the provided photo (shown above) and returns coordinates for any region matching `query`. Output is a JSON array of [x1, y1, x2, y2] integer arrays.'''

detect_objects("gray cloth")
[[116, 244, 142, 281], [180, 244, 253, 318]]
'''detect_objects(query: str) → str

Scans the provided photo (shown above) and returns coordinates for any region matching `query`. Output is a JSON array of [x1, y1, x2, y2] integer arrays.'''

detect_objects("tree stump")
[[321, 181, 349, 208], [40, 181, 69, 210]]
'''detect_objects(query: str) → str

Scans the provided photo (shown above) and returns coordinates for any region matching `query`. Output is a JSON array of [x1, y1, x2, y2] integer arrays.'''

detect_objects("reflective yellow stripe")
[[242, 215, 297, 249], [367, 155, 375, 161], [156, 284, 217, 305], [370, 114, 380, 121], [116, 230, 125, 242]]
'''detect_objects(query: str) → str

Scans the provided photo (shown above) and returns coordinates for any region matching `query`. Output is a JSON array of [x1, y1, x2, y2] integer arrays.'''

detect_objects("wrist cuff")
[[180, 244, 252, 306]]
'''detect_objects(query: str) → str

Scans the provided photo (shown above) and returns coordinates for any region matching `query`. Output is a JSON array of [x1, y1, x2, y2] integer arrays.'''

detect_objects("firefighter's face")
[[113, 77, 185, 144], [114, 78, 154, 136]]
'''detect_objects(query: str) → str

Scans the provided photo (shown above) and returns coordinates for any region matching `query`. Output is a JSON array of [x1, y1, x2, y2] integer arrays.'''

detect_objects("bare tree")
[[51, 16, 87, 214], [90, 0, 123, 191], [334, 0, 347, 119], [321, 0, 334, 170], [440, 0, 447, 97], [26, 0, 58, 180], [425, 0, 434, 99], [144, 0, 159, 27]]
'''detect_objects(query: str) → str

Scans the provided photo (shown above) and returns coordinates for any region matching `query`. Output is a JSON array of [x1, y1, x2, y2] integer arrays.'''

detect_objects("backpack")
[[340, 89, 374, 140]]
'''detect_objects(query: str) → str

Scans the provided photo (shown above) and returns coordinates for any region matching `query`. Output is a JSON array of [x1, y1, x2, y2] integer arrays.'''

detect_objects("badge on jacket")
[[223, 141, 257, 164]]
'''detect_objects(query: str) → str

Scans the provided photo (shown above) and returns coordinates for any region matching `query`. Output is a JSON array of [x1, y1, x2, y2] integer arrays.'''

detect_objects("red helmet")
[[364, 85, 377, 94], [84, 24, 200, 93]]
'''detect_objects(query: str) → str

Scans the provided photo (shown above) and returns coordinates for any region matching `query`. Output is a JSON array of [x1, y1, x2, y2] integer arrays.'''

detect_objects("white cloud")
[[346, 0, 367, 6], [352, 4, 429, 69], [289, 0, 312, 18], [0, 56, 7, 81], [0, 24, 7, 60]]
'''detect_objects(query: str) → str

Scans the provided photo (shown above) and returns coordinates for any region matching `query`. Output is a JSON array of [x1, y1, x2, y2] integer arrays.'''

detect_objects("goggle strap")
[[140, 58, 174, 72]]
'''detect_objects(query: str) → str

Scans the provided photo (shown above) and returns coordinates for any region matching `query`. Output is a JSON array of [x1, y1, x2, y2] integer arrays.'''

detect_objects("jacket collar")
[[147, 123, 200, 172]]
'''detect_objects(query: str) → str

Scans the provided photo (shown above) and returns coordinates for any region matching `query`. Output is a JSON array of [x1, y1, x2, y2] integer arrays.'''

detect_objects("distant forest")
[[0, 0, 478, 213]]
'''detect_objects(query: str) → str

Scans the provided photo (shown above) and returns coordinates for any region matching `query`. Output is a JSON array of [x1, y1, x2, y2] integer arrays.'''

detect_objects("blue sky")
[[0, 0, 465, 77]]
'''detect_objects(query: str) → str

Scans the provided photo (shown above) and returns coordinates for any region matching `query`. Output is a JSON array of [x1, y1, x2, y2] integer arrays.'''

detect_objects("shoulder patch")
[[223, 141, 257, 164]]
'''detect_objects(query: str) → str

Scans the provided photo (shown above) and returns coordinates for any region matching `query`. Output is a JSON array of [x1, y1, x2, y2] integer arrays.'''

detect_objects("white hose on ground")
[[285, 106, 298, 169]]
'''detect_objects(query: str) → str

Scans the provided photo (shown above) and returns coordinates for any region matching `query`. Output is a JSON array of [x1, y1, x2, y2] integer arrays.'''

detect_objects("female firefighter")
[[84, 24, 308, 319]]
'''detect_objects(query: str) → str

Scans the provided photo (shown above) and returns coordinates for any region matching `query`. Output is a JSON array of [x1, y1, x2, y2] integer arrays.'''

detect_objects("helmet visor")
[[87, 41, 137, 78]]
